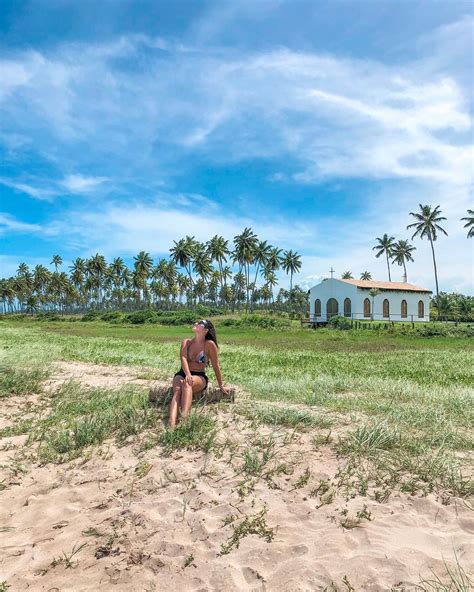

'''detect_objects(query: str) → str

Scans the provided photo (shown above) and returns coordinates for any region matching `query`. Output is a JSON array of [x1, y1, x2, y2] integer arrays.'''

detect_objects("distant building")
[[308, 278, 432, 322]]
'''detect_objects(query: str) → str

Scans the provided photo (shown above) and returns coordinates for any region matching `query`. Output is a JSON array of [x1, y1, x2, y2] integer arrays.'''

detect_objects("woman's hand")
[[219, 384, 230, 395], [185, 373, 193, 386]]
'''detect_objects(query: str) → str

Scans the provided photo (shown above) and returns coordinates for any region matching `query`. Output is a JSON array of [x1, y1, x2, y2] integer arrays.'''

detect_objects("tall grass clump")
[[159, 411, 217, 454], [0, 363, 50, 398], [239, 404, 333, 430], [31, 381, 158, 462]]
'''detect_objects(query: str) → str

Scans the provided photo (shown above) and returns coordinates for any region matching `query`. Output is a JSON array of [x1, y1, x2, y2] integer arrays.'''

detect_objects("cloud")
[[61, 174, 108, 193], [0, 178, 57, 201], [0, 212, 47, 234], [0, 23, 471, 185]]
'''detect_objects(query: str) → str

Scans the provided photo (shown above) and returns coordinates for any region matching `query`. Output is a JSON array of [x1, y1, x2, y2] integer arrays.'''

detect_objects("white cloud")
[[61, 174, 107, 193], [0, 178, 57, 201], [0, 212, 46, 235]]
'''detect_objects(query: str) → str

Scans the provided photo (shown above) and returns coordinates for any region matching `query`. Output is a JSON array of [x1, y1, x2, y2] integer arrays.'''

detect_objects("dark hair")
[[202, 319, 218, 348]]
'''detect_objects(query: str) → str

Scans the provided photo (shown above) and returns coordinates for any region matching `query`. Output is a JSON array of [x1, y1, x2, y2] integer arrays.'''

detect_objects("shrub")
[[100, 311, 124, 322], [219, 314, 291, 329], [81, 310, 102, 322], [125, 310, 160, 324], [328, 315, 352, 330]]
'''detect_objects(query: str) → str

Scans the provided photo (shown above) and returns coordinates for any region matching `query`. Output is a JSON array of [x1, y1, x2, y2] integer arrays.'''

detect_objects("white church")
[[309, 276, 432, 322]]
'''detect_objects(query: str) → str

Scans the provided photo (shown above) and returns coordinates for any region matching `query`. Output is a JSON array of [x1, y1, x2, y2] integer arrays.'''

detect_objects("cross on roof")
[[329, 267, 335, 279]]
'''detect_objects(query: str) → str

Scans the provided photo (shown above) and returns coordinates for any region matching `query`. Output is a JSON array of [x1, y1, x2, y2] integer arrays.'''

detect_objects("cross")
[[329, 267, 335, 279]]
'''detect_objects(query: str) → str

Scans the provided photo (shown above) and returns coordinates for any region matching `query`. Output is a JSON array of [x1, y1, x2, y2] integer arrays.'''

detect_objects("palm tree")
[[51, 255, 63, 272], [461, 209, 474, 238], [368, 288, 380, 321], [133, 251, 153, 305], [372, 234, 396, 281], [170, 237, 198, 303], [233, 227, 258, 312], [391, 239, 416, 282], [282, 250, 302, 304], [360, 271, 372, 280], [407, 204, 447, 301], [207, 235, 231, 291], [250, 240, 272, 310], [341, 271, 353, 279]]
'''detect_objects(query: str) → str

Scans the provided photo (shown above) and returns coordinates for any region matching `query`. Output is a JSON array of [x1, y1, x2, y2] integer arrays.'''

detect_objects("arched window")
[[401, 299, 407, 318], [344, 298, 351, 318], [364, 298, 371, 318], [314, 298, 321, 316], [326, 298, 338, 319], [418, 300, 424, 318], [383, 298, 390, 318]]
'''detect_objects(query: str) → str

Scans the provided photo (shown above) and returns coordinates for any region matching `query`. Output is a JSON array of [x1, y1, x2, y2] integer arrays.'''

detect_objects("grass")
[[0, 319, 472, 502], [0, 363, 50, 398], [159, 411, 217, 454], [219, 508, 275, 555], [27, 380, 159, 463]]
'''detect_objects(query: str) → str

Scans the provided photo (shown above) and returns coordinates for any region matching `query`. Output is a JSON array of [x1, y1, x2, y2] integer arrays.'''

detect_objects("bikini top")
[[186, 340, 208, 365]]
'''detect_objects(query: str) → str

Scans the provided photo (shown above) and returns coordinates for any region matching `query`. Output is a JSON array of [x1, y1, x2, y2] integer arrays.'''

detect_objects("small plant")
[[50, 542, 88, 569], [184, 553, 196, 568], [0, 582, 10, 592], [219, 508, 275, 555], [292, 468, 311, 490]]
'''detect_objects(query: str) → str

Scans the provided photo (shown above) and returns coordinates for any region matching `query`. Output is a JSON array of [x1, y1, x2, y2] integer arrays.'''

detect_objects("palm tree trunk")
[[429, 237, 440, 302], [386, 252, 391, 282], [403, 261, 407, 283]]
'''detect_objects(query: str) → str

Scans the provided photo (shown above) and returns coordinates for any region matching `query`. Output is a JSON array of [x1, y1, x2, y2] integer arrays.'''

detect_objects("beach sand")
[[1, 361, 472, 591]]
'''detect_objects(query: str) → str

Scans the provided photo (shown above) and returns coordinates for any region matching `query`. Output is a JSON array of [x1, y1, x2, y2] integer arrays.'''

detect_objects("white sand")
[[0, 362, 472, 591]]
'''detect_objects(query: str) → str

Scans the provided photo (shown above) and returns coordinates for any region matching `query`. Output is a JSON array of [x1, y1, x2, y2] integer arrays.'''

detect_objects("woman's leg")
[[169, 375, 184, 427], [181, 375, 207, 418]]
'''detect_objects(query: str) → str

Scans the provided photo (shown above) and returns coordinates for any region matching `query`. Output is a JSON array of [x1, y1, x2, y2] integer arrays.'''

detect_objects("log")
[[148, 382, 237, 405]]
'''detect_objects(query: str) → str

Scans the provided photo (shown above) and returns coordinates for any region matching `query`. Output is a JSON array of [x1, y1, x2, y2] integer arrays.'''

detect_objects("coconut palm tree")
[[461, 209, 474, 238], [250, 240, 272, 310], [282, 250, 302, 305], [372, 234, 396, 281], [407, 204, 447, 302], [207, 235, 231, 291], [133, 251, 153, 305], [50, 255, 63, 272], [360, 271, 372, 280], [233, 227, 258, 312], [170, 237, 198, 303], [341, 271, 353, 279], [391, 239, 416, 282]]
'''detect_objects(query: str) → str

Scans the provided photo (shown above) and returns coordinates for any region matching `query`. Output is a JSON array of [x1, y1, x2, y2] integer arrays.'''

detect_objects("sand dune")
[[0, 361, 472, 591]]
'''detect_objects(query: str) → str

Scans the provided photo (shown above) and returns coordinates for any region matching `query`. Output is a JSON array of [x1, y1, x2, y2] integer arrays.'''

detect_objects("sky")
[[0, 0, 473, 294]]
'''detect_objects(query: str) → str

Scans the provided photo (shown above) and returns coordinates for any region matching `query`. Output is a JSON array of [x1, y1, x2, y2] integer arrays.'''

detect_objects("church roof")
[[339, 279, 432, 293]]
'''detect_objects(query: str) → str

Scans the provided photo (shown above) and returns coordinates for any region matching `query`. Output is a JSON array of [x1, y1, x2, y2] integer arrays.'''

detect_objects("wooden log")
[[148, 383, 237, 405]]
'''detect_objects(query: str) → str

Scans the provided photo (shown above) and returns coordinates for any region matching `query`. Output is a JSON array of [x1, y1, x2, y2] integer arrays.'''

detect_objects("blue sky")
[[1, 0, 473, 293]]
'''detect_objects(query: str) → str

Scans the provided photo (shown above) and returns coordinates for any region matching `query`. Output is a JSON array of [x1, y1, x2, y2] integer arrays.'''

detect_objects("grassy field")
[[1, 319, 473, 588], [2, 319, 473, 473]]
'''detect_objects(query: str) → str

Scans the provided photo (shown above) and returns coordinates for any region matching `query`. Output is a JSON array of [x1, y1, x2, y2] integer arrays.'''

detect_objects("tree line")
[[0, 228, 305, 314]]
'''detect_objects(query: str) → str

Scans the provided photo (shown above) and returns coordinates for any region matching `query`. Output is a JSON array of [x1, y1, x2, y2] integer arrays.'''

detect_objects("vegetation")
[[0, 228, 306, 315]]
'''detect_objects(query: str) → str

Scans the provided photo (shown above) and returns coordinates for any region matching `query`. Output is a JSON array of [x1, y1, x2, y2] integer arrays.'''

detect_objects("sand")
[[0, 361, 472, 591]]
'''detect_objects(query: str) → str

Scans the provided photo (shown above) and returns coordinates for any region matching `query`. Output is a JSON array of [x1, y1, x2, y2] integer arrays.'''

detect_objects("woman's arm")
[[207, 341, 225, 388], [180, 339, 192, 379]]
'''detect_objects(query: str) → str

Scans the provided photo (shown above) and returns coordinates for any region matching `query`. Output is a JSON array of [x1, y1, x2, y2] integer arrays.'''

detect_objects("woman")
[[169, 319, 229, 428]]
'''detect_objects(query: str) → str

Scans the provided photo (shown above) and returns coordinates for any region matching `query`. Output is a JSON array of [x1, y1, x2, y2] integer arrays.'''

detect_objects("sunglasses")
[[193, 320, 209, 327]]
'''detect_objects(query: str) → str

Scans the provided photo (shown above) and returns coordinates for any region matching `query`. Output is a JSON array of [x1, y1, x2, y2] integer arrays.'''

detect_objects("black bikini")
[[174, 340, 209, 389]]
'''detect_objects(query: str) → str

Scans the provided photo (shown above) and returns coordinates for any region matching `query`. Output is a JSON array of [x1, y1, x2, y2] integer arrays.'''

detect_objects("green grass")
[[0, 363, 50, 398], [159, 411, 217, 454], [0, 320, 472, 500], [28, 381, 159, 463]]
